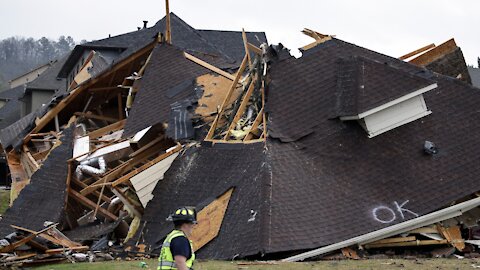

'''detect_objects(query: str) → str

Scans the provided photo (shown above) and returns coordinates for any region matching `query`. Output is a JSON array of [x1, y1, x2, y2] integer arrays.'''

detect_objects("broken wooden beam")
[[87, 119, 126, 140], [399, 43, 436, 60], [69, 189, 118, 221], [184, 52, 236, 81]]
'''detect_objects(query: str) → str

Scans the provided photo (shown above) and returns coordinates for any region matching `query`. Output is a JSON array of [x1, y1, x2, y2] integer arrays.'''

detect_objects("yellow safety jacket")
[[158, 230, 195, 270]]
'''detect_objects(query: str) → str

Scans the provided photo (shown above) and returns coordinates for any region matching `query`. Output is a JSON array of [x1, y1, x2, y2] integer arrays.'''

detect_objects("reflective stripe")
[[158, 261, 176, 268], [158, 261, 193, 270]]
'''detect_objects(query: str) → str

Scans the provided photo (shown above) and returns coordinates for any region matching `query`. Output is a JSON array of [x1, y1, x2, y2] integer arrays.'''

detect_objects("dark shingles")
[[122, 44, 209, 137], [424, 47, 472, 84], [336, 56, 434, 117], [142, 143, 267, 259], [0, 127, 73, 237], [59, 13, 267, 78], [141, 38, 480, 258]]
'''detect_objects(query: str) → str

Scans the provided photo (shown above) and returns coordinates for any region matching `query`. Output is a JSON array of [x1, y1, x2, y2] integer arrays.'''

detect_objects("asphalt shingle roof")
[[140, 38, 480, 259]]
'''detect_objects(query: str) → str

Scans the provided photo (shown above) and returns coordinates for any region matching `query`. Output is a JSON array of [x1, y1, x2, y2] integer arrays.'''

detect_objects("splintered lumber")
[[242, 28, 252, 69], [437, 224, 465, 251], [30, 40, 156, 135], [112, 145, 182, 187], [11, 225, 81, 249], [301, 35, 333, 51], [302, 28, 329, 40], [190, 188, 234, 251], [365, 239, 449, 249], [0, 223, 58, 253], [399, 43, 436, 60], [407, 226, 439, 234], [367, 236, 416, 245], [409, 39, 458, 66], [71, 177, 111, 203], [206, 54, 249, 139], [184, 52, 236, 81], [69, 189, 118, 221], [223, 81, 256, 140], [247, 42, 263, 55], [87, 119, 126, 139], [341, 247, 360, 260], [45, 246, 89, 254], [80, 141, 164, 195]]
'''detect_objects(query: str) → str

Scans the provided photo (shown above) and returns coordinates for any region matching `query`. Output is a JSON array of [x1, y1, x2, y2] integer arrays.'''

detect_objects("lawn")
[[0, 189, 9, 214], [31, 258, 480, 270]]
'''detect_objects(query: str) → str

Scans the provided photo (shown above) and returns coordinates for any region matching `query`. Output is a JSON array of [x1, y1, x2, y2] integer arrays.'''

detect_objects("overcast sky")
[[1, 0, 479, 65]]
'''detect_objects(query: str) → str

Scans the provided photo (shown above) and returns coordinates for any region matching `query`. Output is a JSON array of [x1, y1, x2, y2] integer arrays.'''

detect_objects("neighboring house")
[[22, 56, 68, 116], [8, 62, 53, 89], [0, 86, 24, 186], [57, 13, 267, 89], [468, 66, 480, 88]]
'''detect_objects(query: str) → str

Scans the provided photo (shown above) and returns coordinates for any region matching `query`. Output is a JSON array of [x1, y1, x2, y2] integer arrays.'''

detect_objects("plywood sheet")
[[190, 188, 234, 251], [195, 74, 243, 123]]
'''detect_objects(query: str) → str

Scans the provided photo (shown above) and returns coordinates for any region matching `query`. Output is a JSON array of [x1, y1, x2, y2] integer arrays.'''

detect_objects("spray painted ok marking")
[[372, 200, 419, 224]]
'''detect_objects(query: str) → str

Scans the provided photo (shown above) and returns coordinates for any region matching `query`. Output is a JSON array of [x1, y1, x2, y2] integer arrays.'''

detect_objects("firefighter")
[[158, 207, 197, 270]]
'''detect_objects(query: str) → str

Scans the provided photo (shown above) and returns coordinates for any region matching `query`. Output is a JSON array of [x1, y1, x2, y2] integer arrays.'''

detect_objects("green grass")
[[0, 189, 9, 214], [31, 258, 480, 270]]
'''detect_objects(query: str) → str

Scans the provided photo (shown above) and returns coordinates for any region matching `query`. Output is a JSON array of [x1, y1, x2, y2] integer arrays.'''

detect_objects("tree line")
[[0, 36, 84, 90]]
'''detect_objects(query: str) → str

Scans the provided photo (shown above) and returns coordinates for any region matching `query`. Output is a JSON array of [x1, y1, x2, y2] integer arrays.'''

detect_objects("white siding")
[[130, 152, 179, 207], [363, 95, 431, 138]]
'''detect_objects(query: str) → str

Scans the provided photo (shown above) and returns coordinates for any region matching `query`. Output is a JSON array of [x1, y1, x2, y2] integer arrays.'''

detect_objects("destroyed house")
[[137, 37, 480, 259], [2, 10, 480, 265]]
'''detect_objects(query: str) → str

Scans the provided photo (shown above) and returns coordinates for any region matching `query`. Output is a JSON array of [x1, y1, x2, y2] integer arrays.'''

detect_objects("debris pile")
[[1, 7, 480, 268]]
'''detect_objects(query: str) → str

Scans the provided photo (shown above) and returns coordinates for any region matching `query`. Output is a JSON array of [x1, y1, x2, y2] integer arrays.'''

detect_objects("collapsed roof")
[[139, 37, 480, 259]]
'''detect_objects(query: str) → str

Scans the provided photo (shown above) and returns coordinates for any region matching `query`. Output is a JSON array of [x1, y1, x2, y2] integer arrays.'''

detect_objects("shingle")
[[122, 44, 210, 137], [27, 55, 68, 92], [335, 56, 434, 116], [0, 127, 73, 237]]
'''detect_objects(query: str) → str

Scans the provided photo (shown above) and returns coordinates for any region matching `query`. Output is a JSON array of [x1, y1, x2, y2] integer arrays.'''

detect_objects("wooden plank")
[[165, 0, 171, 44], [129, 136, 164, 158], [45, 246, 90, 254], [247, 42, 262, 55], [87, 86, 120, 93], [399, 43, 436, 60], [30, 40, 156, 135], [87, 119, 126, 139], [112, 145, 182, 187], [74, 112, 118, 123], [223, 81, 256, 140], [437, 224, 465, 251], [407, 226, 439, 234], [69, 189, 118, 221], [190, 188, 234, 251], [367, 236, 416, 245], [71, 177, 111, 203], [0, 223, 58, 253], [302, 28, 328, 40], [80, 143, 162, 195], [184, 52, 236, 81], [365, 239, 448, 249], [242, 28, 252, 69], [301, 36, 333, 51], [206, 54, 249, 139], [409, 38, 457, 66]]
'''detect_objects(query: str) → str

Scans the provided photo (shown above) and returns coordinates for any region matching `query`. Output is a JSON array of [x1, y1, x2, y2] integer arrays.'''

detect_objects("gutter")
[[283, 196, 480, 262]]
